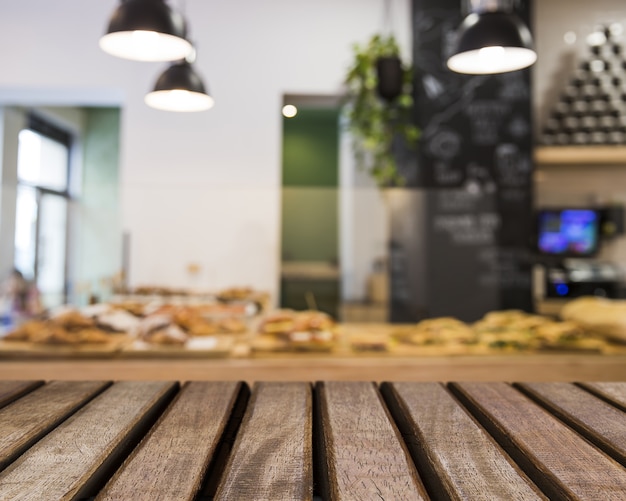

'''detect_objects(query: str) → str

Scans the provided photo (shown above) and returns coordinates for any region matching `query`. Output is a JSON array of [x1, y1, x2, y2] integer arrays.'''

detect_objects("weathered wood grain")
[[451, 382, 626, 500], [578, 382, 626, 411], [318, 381, 427, 500], [382, 382, 545, 500], [0, 380, 109, 471], [518, 382, 626, 467], [0, 380, 42, 409], [214, 382, 312, 501], [97, 381, 243, 501], [0, 380, 177, 501]]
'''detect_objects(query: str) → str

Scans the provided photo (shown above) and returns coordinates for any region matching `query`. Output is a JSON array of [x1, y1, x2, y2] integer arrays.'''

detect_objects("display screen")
[[537, 209, 599, 256]]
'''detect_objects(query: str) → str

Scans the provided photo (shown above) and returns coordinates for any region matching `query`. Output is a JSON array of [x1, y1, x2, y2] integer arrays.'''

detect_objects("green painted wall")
[[281, 187, 338, 262], [76, 107, 121, 303], [83, 108, 120, 204], [282, 107, 339, 187]]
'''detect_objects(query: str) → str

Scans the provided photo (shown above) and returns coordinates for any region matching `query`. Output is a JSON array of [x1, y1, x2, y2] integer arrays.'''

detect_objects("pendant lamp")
[[100, 0, 193, 62], [447, 0, 536, 74], [145, 53, 214, 112]]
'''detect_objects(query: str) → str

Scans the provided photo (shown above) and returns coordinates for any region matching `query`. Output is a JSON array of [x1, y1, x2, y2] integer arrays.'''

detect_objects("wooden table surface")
[[1, 380, 626, 500]]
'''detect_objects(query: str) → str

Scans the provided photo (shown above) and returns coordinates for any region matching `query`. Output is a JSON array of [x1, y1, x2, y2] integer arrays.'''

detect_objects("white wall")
[[339, 120, 389, 302], [0, 0, 412, 301]]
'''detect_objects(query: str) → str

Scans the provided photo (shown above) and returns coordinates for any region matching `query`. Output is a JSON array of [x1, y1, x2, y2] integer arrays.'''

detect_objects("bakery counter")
[[4, 301, 626, 381], [2, 351, 626, 382]]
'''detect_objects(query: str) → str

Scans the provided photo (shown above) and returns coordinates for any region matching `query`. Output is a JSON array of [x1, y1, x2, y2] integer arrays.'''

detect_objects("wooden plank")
[[0, 380, 177, 500], [0, 380, 42, 409], [317, 381, 427, 500], [578, 382, 626, 411], [451, 382, 626, 500], [97, 381, 244, 501], [214, 382, 312, 501], [382, 382, 545, 500], [0, 380, 110, 471], [518, 382, 626, 467]]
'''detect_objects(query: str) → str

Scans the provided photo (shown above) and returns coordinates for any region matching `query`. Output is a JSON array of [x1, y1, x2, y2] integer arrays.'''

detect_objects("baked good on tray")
[[4, 311, 117, 346], [390, 309, 610, 353], [256, 309, 338, 352], [392, 317, 476, 346], [560, 296, 626, 344]]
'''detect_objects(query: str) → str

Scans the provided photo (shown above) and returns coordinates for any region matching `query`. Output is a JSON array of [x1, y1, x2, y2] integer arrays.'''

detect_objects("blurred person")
[[0, 268, 42, 321]]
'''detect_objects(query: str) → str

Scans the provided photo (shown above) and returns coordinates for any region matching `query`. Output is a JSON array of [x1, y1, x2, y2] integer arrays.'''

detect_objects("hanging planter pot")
[[376, 55, 403, 102]]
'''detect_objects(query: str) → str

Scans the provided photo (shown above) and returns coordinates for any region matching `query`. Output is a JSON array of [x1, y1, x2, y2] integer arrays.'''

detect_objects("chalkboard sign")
[[411, 1, 532, 190], [390, 0, 533, 322]]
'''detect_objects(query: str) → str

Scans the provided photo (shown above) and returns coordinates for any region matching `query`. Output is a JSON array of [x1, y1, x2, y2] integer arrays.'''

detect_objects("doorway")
[[280, 95, 342, 318]]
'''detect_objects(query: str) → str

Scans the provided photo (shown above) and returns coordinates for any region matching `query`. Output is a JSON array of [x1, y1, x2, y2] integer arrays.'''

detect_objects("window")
[[14, 114, 72, 309]]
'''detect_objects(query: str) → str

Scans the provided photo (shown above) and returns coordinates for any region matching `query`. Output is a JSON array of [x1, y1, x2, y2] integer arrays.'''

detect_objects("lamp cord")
[[382, 0, 392, 36], [176, 0, 196, 62]]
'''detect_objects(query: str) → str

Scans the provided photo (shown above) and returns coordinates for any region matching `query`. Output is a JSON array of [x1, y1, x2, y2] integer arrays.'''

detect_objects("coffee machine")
[[543, 259, 621, 299], [534, 206, 624, 303]]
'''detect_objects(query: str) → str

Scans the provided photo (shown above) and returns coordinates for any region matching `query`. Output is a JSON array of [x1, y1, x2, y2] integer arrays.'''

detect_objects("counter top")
[[1, 352, 626, 382], [3, 322, 626, 382]]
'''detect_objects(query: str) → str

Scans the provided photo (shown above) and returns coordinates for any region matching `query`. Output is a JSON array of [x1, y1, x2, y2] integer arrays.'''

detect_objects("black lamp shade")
[[145, 61, 214, 112], [153, 61, 206, 93], [447, 11, 537, 74], [100, 0, 193, 62]]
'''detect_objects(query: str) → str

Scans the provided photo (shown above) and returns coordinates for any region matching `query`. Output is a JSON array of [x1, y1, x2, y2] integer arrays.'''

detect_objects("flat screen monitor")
[[537, 208, 599, 257]]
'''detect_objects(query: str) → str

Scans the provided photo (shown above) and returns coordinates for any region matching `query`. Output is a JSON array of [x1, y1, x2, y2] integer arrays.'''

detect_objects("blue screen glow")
[[538, 209, 599, 256]]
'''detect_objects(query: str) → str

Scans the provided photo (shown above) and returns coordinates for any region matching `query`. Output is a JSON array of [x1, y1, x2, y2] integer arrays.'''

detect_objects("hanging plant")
[[344, 34, 420, 187]]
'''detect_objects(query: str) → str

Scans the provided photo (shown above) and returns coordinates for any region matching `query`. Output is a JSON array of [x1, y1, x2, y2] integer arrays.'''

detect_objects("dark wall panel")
[[391, 0, 533, 322]]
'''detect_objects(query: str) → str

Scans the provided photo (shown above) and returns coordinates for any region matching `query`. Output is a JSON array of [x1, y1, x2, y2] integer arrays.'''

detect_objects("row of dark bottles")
[[542, 130, 626, 146], [551, 99, 623, 117], [545, 112, 626, 130]]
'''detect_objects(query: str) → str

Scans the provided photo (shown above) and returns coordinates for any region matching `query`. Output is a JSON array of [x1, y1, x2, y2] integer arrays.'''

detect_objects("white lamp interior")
[[144, 89, 215, 112], [447, 46, 537, 74], [99, 31, 193, 62]]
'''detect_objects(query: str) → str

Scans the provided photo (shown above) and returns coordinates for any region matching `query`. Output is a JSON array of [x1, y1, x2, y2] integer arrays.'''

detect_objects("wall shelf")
[[535, 146, 626, 165]]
